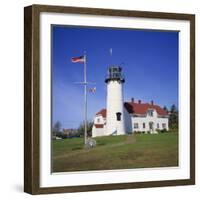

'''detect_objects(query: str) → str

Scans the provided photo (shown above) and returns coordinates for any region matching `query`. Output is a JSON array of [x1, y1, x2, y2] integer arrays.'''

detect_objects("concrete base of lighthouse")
[[105, 113, 126, 136]]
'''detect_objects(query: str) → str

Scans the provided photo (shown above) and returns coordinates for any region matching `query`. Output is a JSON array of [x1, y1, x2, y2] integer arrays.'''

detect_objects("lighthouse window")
[[116, 112, 121, 121]]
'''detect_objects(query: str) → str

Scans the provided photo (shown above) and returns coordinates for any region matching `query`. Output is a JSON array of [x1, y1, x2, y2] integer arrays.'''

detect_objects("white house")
[[92, 66, 169, 137], [92, 99, 169, 137]]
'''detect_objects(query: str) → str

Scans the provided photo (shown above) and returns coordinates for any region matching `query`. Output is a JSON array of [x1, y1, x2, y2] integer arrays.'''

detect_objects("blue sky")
[[52, 26, 178, 129]]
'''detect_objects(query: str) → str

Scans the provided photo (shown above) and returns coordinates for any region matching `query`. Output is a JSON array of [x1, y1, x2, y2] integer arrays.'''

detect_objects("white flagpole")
[[84, 52, 87, 145], [73, 53, 96, 147]]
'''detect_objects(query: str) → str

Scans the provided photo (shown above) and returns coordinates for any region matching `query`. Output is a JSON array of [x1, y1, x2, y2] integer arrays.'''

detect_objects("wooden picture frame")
[[24, 4, 195, 194]]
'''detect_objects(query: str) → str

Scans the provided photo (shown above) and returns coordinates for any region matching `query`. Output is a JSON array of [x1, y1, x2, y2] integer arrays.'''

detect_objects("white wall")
[[92, 115, 105, 137], [94, 115, 105, 125], [0, 0, 199, 200], [132, 110, 169, 133], [124, 107, 133, 133], [106, 81, 125, 135], [92, 126, 105, 137]]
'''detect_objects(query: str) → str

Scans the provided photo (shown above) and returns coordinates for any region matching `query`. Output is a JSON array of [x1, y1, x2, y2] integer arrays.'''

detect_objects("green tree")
[[170, 104, 177, 113], [77, 121, 93, 137], [163, 106, 168, 113], [169, 104, 178, 130]]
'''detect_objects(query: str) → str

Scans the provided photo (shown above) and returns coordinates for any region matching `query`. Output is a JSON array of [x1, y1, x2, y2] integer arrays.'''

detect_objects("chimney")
[[131, 98, 134, 103], [151, 100, 154, 105], [138, 100, 141, 104]]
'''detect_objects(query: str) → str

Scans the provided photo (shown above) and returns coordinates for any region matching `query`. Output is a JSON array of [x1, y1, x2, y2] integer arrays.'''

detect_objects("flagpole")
[[84, 52, 87, 145]]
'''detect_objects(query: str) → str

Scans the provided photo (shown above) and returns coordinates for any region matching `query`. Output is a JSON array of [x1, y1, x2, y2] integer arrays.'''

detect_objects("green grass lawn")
[[52, 132, 178, 172]]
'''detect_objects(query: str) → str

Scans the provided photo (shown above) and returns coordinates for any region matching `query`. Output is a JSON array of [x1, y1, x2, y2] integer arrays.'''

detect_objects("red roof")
[[95, 102, 168, 117], [124, 102, 168, 116], [94, 124, 104, 128], [96, 109, 107, 118]]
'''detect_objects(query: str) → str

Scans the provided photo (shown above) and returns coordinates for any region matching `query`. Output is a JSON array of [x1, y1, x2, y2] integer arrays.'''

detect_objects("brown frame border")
[[24, 4, 195, 195]]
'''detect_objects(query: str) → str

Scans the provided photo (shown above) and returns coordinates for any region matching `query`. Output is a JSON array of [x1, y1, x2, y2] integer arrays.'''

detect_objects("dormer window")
[[148, 109, 154, 117]]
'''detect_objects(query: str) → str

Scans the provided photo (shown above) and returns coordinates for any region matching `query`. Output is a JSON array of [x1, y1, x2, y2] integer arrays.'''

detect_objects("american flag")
[[71, 55, 85, 63], [88, 87, 96, 93]]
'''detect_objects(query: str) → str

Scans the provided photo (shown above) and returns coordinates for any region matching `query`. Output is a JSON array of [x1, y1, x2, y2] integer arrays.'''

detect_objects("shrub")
[[160, 128, 168, 133], [134, 131, 143, 134], [156, 129, 161, 134]]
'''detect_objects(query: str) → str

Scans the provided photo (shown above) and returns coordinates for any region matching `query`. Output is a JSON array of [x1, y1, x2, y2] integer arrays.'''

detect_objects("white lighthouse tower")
[[105, 66, 126, 135]]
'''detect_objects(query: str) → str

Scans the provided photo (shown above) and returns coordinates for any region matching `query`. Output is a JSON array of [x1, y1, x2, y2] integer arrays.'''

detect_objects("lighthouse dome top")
[[105, 66, 125, 83]]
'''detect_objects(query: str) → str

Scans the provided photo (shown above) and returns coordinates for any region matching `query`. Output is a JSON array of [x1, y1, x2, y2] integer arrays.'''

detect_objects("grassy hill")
[[52, 132, 178, 172]]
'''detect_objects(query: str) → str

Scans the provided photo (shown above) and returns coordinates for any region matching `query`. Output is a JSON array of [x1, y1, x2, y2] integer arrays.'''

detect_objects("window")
[[116, 112, 121, 121], [149, 122, 153, 130], [162, 123, 166, 129], [134, 123, 139, 129], [148, 110, 154, 117], [97, 118, 100, 123], [143, 123, 145, 128], [157, 123, 159, 129]]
